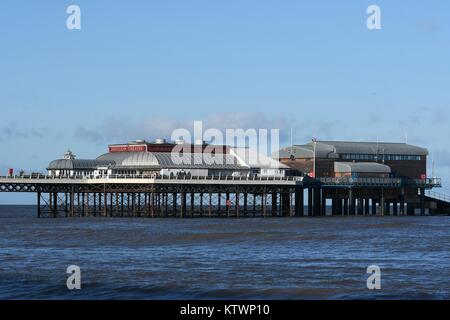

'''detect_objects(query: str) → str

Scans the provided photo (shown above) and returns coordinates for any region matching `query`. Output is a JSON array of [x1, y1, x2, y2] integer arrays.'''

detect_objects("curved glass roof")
[[96, 152, 244, 169], [47, 159, 115, 170]]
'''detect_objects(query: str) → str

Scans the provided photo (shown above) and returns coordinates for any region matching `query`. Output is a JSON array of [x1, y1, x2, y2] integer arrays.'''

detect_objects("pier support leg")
[[209, 192, 212, 217], [263, 191, 267, 217], [173, 193, 177, 216], [236, 192, 240, 217], [271, 193, 277, 216], [243, 193, 248, 216], [399, 196, 405, 216], [407, 203, 414, 216], [385, 202, 391, 216], [331, 197, 336, 216], [281, 192, 290, 216], [420, 188, 425, 216], [335, 198, 342, 216], [37, 192, 41, 218], [321, 193, 327, 216], [70, 191, 74, 217], [226, 193, 230, 217], [65, 193, 69, 217], [371, 199, 377, 216], [180, 192, 186, 218], [393, 202, 398, 216], [357, 198, 363, 216], [149, 193, 154, 217], [308, 188, 313, 217], [313, 188, 321, 216], [295, 187, 304, 216], [103, 188, 107, 217], [109, 193, 113, 217], [364, 199, 370, 216], [52, 192, 58, 218], [190, 192, 194, 217], [349, 189, 355, 215]]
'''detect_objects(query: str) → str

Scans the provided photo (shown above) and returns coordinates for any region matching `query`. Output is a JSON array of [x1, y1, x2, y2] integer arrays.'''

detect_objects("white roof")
[[334, 162, 391, 174], [231, 148, 289, 169]]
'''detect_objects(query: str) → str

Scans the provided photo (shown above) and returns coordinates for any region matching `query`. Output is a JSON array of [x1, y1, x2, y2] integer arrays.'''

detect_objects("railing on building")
[[318, 177, 441, 188]]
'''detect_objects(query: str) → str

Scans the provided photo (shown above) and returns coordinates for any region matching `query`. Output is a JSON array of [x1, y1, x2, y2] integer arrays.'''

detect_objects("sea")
[[0, 205, 449, 300]]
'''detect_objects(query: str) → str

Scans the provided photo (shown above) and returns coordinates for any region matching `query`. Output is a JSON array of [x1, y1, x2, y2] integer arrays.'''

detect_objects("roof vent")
[[195, 139, 205, 145], [154, 138, 166, 144], [175, 139, 185, 145]]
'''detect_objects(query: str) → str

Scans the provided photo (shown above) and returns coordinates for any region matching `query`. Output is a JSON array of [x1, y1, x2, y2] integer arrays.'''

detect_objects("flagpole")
[[312, 138, 317, 178]]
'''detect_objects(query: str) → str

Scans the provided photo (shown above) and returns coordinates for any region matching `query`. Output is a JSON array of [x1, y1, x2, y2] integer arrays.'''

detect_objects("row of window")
[[341, 154, 421, 161]]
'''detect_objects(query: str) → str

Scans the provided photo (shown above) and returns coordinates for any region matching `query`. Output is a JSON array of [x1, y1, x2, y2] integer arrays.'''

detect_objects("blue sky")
[[1, 0, 450, 203]]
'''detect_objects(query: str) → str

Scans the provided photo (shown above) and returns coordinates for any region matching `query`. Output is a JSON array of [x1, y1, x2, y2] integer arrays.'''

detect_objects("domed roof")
[[97, 152, 159, 167], [96, 152, 243, 169], [47, 159, 115, 170]]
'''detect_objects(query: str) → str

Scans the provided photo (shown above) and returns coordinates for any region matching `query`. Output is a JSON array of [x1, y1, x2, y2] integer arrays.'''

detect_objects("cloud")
[[73, 112, 294, 146], [417, 17, 441, 33], [0, 123, 28, 141], [0, 122, 61, 142], [431, 149, 450, 168], [74, 126, 108, 145]]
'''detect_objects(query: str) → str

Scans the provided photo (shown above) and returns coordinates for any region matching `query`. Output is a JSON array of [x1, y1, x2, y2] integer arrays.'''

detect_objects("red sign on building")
[[109, 145, 147, 153]]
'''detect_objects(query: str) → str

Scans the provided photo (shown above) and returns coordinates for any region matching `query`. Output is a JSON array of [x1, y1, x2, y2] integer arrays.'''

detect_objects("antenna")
[[290, 127, 293, 156], [432, 151, 436, 178], [376, 136, 379, 162], [405, 130, 408, 144]]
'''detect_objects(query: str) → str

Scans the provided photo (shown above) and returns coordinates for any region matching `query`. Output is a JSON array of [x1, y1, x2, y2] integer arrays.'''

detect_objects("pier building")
[[47, 139, 290, 178]]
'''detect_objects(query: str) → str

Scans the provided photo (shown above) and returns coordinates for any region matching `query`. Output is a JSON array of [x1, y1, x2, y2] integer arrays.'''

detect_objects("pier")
[[1, 138, 449, 217]]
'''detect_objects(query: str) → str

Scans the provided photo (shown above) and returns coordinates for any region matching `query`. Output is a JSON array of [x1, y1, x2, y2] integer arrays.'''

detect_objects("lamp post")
[[312, 138, 317, 178]]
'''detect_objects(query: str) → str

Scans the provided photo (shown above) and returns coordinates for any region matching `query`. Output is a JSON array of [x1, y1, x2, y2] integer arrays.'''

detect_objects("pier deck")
[[0, 175, 445, 217]]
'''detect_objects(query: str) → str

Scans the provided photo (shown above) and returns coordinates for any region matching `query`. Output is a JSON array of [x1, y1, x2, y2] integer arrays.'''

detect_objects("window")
[[340, 153, 421, 161]]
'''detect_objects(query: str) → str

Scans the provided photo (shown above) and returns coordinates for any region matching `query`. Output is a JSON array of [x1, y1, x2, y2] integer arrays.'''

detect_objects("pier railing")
[[0, 174, 441, 188], [318, 177, 441, 188], [426, 190, 450, 203], [0, 174, 304, 182]]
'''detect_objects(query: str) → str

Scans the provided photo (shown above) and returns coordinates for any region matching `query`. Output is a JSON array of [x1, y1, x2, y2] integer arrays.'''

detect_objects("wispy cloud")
[[431, 149, 450, 168], [0, 122, 61, 142], [0, 123, 28, 141], [73, 112, 294, 146], [74, 127, 108, 146], [417, 16, 441, 33]]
